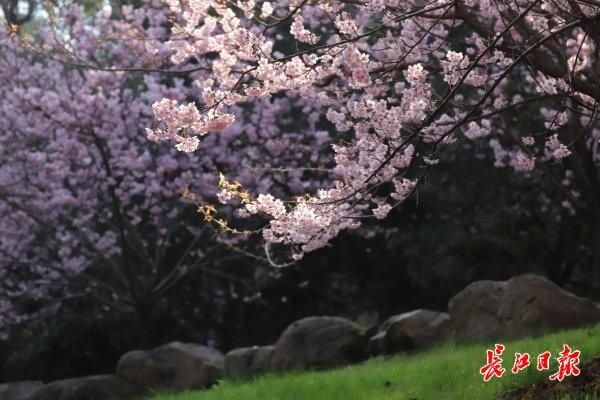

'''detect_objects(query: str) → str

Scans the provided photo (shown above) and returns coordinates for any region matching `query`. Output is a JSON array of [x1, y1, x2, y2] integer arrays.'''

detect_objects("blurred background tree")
[[1, 138, 587, 382]]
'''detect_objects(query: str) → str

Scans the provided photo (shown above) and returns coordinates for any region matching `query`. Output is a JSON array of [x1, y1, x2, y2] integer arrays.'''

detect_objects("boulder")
[[29, 375, 141, 400], [271, 316, 367, 371], [368, 309, 449, 354], [448, 279, 507, 342], [225, 345, 273, 378], [449, 274, 600, 342], [0, 381, 43, 400], [499, 274, 600, 337], [116, 342, 224, 391]]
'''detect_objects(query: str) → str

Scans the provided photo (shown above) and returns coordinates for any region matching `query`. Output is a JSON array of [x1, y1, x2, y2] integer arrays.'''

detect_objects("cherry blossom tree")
[[0, 0, 339, 341], [143, 0, 599, 274], [2, 0, 600, 340], [0, 3, 211, 342]]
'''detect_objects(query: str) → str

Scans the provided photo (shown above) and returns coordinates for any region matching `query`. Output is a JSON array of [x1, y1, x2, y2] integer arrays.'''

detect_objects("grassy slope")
[[151, 324, 600, 400]]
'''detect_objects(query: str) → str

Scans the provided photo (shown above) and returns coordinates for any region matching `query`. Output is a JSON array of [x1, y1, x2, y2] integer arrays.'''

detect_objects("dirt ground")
[[500, 357, 600, 399]]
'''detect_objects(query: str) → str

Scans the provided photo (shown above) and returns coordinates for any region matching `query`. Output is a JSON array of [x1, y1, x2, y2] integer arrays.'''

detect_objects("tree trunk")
[[134, 302, 157, 349]]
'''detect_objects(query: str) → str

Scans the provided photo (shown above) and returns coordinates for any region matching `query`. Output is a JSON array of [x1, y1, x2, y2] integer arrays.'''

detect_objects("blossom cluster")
[[145, 0, 598, 259]]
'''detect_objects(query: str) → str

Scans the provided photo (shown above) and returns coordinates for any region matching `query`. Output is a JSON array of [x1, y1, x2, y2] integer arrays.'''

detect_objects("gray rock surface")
[[449, 274, 600, 341], [225, 345, 273, 378], [29, 375, 141, 400], [0, 381, 43, 400], [448, 279, 507, 342], [369, 309, 449, 354], [271, 316, 367, 371], [116, 342, 224, 391]]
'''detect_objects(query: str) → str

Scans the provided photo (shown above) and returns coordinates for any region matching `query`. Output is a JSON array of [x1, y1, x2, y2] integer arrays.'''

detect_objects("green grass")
[[150, 324, 600, 400]]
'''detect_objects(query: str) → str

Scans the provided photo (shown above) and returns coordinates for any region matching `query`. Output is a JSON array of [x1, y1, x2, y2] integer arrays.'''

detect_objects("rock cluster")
[[6, 274, 599, 400]]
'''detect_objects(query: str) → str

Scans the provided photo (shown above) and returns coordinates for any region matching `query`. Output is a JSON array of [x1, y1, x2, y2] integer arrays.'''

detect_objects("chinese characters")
[[480, 344, 581, 382]]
